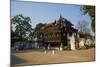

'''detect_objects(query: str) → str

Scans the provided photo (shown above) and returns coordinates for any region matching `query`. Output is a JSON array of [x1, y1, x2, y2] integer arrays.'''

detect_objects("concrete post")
[[60, 43, 63, 51], [70, 34, 76, 50], [52, 50, 55, 54], [48, 43, 50, 49]]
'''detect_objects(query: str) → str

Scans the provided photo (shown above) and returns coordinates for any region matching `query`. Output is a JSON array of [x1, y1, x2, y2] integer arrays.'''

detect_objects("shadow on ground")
[[11, 54, 27, 66]]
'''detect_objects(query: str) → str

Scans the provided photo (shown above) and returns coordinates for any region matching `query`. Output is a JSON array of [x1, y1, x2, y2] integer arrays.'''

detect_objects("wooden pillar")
[[67, 33, 71, 50]]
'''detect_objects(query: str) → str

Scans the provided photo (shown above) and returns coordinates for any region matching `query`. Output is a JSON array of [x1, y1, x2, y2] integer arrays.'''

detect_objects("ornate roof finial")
[[59, 9, 62, 19]]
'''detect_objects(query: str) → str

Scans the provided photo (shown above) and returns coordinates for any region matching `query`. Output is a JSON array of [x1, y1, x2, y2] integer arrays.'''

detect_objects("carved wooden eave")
[[39, 16, 78, 44]]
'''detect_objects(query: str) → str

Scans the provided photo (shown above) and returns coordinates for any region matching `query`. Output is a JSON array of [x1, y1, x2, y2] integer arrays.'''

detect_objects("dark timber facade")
[[40, 16, 78, 50]]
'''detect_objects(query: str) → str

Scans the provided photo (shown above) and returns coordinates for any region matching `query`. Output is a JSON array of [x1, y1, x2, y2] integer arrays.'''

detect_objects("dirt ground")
[[11, 48, 95, 66]]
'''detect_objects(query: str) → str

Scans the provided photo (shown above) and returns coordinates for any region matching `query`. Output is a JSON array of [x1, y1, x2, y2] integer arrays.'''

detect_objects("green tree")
[[81, 5, 95, 33], [34, 23, 46, 32], [11, 14, 32, 41]]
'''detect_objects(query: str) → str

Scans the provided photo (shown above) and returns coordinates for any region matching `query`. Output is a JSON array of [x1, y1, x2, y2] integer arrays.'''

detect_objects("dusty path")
[[11, 48, 95, 66]]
